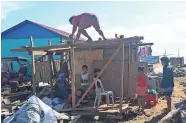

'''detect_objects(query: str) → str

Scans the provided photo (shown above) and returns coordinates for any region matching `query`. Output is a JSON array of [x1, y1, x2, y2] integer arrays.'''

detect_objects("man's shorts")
[[163, 87, 174, 96], [79, 13, 100, 30]]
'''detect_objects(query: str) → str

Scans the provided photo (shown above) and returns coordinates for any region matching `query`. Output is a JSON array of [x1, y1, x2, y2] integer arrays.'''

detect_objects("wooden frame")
[[10, 36, 153, 115]]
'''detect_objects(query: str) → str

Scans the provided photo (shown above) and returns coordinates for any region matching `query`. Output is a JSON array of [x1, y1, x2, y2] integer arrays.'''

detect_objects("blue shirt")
[[160, 65, 174, 88]]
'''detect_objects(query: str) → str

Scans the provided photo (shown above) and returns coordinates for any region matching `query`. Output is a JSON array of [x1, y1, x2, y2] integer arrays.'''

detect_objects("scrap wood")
[[56, 104, 128, 113], [76, 41, 123, 107], [3, 91, 32, 97]]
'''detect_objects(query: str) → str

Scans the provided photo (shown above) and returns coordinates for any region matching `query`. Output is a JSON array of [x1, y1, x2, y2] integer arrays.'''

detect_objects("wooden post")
[[120, 40, 124, 114], [30, 36, 36, 94], [48, 53, 54, 99], [127, 44, 131, 97], [76, 41, 123, 107], [71, 40, 76, 108], [47, 40, 54, 99], [60, 52, 64, 73], [47, 40, 51, 61]]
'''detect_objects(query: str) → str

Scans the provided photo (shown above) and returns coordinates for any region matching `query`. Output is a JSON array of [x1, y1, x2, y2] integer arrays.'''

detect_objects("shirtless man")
[[69, 13, 106, 41]]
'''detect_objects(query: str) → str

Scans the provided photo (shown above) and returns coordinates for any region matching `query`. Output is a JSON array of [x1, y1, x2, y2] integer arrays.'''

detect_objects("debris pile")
[[3, 95, 78, 123]]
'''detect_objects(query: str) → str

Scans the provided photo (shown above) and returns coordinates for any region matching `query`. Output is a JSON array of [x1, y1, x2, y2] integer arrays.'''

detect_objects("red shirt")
[[137, 74, 147, 87], [72, 13, 95, 26], [72, 13, 85, 26]]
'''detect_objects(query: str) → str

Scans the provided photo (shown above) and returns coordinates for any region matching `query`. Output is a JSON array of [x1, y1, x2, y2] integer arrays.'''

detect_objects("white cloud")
[[57, 12, 186, 58], [1, 1, 24, 19]]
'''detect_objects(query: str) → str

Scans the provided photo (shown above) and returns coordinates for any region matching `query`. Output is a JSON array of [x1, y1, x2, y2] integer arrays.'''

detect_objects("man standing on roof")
[[69, 13, 106, 41]]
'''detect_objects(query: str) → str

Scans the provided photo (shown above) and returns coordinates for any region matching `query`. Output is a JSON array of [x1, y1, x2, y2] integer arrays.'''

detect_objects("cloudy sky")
[[1, 1, 186, 57]]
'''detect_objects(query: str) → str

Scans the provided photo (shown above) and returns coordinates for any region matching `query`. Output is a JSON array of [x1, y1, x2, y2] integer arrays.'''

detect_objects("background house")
[[1, 20, 84, 59]]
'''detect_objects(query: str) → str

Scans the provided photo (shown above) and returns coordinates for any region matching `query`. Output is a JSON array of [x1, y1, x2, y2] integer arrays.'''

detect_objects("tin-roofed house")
[[1, 20, 84, 59]]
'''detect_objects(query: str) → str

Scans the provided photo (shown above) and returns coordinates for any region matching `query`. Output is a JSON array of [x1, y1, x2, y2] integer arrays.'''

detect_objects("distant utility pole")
[[164, 48, 166, 56], [178, 48, 180, 57]]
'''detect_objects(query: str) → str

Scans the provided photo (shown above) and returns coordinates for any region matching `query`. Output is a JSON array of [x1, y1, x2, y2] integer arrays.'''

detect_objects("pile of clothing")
[[138, 46, 152, 56], [42, 97, 67, 110]]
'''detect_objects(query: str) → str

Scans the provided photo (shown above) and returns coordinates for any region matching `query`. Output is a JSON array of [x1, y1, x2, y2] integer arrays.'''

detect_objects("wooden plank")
[[2, 91, 32, 97], [127, 44, 131, 97], [120, 41, 124, 113], [10, 37, 145, 53], [11, 44, 70, 52], [33, 51, 47, 55], [137, 43, 153, 46], [56, 104, 127, 112], [30, 36, 36, 94], [76, 41, 123, 107], [48, 54, 54, 99], [71, 40, 76, 108]]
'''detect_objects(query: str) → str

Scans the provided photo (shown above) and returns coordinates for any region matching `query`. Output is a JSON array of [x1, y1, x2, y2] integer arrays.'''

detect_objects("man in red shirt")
[[69, 13, 106, 41]]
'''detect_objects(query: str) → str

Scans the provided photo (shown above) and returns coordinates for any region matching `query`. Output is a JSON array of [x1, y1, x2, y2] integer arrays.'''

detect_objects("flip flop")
[[142, 111, 151, 117]]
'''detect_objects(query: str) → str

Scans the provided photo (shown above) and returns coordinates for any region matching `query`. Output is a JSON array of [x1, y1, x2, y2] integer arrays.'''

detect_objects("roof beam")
[[32, 51, 47, 55], [10, 37, 146, 53]]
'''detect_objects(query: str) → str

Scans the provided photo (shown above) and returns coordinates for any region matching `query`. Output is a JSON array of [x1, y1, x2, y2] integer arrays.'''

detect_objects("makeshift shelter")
[[10, 35, 153, 116]]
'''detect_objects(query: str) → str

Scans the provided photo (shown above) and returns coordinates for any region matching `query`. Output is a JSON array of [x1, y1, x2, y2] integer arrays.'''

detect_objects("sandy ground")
[[123, 77, 186, 123]]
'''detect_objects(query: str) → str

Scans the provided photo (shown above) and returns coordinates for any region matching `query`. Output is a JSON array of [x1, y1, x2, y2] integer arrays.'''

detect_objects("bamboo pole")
[[120, 40, 124, 114], [71, 40, 76, 108], [30, 36, 36, 94], [76, 41, 123, 107]]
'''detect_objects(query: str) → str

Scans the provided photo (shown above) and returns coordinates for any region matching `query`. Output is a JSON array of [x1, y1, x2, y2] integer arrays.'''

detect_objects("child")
[[80, 65, 90, 92], [92, 68, 106, 104], [160, 57, 174, 113], [136, 66, 148, 114], [92, 68, 103, 92]]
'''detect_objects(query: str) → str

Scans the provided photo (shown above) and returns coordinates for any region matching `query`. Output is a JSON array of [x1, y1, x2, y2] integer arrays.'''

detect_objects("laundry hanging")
[[138, 46, 152, 56]]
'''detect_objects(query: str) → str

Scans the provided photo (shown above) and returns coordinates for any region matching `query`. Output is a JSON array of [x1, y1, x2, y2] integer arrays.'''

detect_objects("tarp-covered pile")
[[3, 95, 69, 123]]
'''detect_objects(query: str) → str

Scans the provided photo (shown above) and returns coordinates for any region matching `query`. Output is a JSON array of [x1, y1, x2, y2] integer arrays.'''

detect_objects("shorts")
[[138, 96, 146, 105], [80, 85, 89, 92], [136, 86, 147, 96], [162, 87, 173, 96], [79, 14, 100, 30]]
